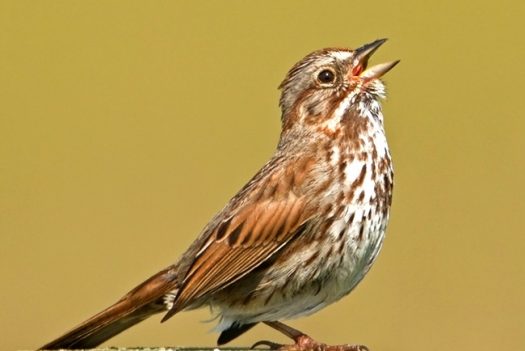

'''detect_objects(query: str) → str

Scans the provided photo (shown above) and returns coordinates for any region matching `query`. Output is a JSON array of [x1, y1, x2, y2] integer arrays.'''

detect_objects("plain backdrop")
[[1, 1, 524, 350]]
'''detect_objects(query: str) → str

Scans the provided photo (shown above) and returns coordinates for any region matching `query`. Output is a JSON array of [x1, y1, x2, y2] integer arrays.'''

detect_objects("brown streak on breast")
[[323, 202, 333, 216], [324, 142, 333, 163], [341, 106, 370, 140], [357, 190, 365, 203], [337, 239, 345, 255], [338, 159, 346, 182], [356, 164, 367, 186], [358, 223, 365, 242], [315, 216, 335, 240], [304, 250, 320, 267], [378, 157, 390, 174], [349, 212, 355, 224], [347, 164, 367, 201], [371, 141, 378, 160], [337, 228, 346, 241], [331, 193, 346, 219]]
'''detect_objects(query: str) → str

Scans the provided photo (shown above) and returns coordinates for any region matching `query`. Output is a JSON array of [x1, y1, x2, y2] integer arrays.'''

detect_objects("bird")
[[40, 38, 399, 351]]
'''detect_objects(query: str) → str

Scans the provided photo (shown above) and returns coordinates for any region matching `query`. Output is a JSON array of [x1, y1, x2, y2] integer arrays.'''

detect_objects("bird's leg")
[[251, 321, 369, 351], [264, 321, 306, 340]]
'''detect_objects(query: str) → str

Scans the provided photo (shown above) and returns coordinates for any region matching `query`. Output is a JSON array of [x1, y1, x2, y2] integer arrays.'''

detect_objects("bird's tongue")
[[352, 63, 366, 76]]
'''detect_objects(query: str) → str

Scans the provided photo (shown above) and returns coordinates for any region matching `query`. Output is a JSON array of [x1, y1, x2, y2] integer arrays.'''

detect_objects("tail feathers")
[[40, 265, 179, 350], [40, 299, 165, 350]]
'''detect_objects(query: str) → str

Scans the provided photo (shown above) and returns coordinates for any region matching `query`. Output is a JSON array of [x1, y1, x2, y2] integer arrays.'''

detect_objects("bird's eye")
[[317, 69, 336, 85]]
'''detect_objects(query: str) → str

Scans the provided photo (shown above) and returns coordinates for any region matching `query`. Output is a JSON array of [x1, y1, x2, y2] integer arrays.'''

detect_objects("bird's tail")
[[40, 265, 179, 350]]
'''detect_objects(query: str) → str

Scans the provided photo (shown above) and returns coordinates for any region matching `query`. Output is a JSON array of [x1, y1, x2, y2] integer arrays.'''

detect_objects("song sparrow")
[[40, 39, 398, 351]]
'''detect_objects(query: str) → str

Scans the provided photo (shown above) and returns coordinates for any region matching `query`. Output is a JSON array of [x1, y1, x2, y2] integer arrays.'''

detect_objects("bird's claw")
[[251, 339, 283, 349], [251, 337, 369, 351]]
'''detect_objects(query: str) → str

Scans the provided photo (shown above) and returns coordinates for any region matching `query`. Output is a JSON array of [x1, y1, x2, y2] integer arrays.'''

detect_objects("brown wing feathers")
[[162, 159, 315, 321]]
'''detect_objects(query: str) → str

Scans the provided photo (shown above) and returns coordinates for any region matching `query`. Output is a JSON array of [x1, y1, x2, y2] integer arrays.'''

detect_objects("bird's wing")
[[162, 156, 316, 321]]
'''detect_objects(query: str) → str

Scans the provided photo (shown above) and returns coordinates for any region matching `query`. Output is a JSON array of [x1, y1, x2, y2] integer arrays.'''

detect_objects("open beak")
[[352, 38, 400, 80]]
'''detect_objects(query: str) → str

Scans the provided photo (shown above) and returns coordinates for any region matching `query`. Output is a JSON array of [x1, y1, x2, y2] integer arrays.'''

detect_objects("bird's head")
[[278, 39, 399, 138]]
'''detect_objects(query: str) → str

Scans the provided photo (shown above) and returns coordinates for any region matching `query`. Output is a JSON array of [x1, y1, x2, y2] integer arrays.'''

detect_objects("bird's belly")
[[213, 203, 388, 328], [283, 205, 388, 317], [326, 203, 389, 298]]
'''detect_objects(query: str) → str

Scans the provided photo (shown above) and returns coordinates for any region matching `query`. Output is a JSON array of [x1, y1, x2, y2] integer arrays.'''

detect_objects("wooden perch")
[[37, 348, 258, 351]]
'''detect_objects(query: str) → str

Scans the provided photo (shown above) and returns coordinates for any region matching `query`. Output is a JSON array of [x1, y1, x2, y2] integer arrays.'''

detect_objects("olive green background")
[[1, 1, 524, 350]]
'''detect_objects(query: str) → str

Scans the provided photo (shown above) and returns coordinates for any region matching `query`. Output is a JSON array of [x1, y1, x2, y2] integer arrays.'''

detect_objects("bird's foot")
[[252, 321, 368, 351], [252, 334, 369, 351]]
